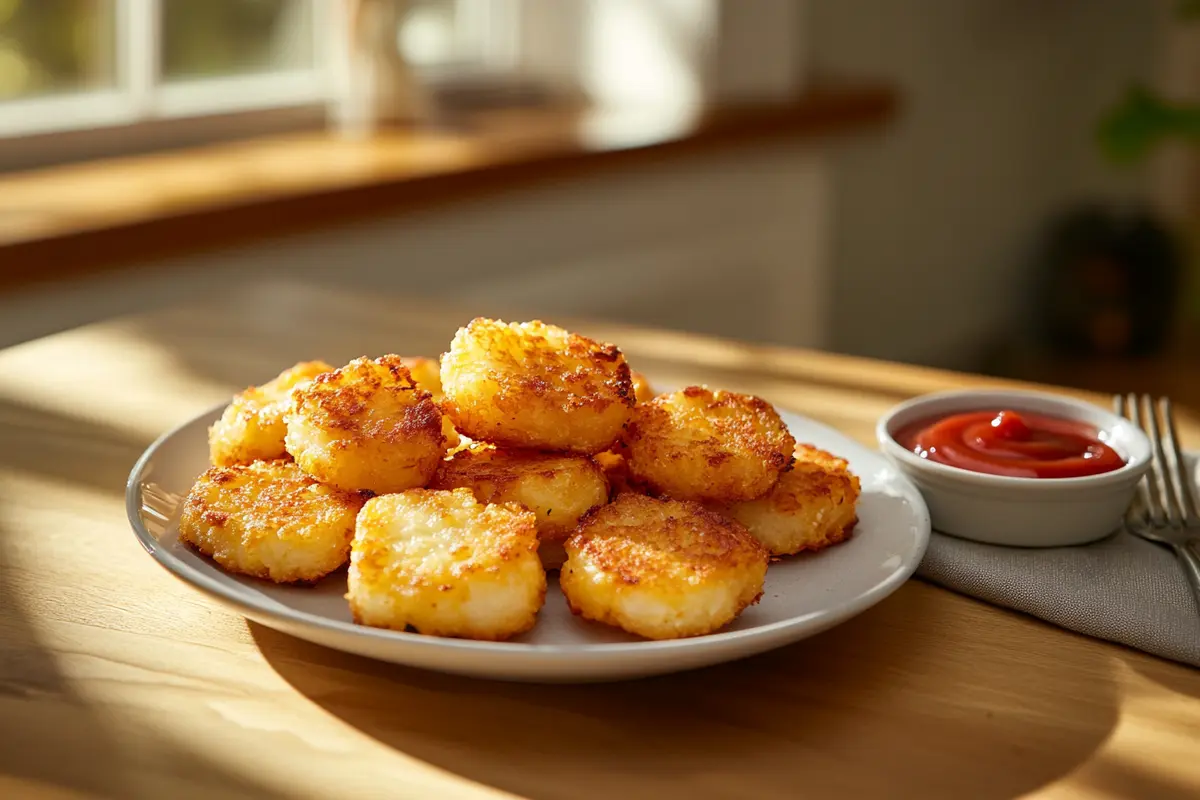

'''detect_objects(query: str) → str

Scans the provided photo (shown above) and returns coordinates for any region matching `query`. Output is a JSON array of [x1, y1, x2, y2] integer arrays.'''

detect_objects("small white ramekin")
[[876, 389, 1151, 547]]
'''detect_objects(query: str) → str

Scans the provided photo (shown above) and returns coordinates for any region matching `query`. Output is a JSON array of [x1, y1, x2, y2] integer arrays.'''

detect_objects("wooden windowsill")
[[0, 81, 897, 293]]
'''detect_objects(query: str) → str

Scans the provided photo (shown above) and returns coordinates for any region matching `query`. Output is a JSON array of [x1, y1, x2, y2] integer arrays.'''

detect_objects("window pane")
[[0, 0, 116, 101], [161, 0, 314, 81], [400, 0, 462, 66]]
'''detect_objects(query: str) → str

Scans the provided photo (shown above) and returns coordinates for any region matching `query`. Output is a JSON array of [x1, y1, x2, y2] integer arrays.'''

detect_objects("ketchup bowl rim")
[[876, 388, 1152, 491]]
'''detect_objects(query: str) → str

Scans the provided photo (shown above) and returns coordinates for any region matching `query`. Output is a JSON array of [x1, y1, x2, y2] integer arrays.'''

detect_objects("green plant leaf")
[[1097, 85, 1200, 164]]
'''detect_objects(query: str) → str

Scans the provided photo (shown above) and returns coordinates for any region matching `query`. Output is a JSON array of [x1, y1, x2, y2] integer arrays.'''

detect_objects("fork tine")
[[1161, 397, 1200, 525], [1117, 394, 1155, 528], [1142, 393, 1180, 525], [1132, 393, 1170, 526]]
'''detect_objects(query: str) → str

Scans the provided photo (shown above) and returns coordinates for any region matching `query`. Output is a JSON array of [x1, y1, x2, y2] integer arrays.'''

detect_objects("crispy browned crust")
[[179, 459, 363, 583], [352, 489, 541, 583], [347, 607, 543, 641], [593, 449, 650, 498], [432, 446, 579, 494], [825, 517, 858, 548], [439, 318, 634, 453], [496, 354, 632, 414], [399, 356, 444, 398], [208, 360, 334, 466], [347, 489, 546, 640], [622, 386, 796, 502], [400, 356, 462, 449], [631, 371, 656, 403], [429, 445, 609, 541], [710, 444, 861, 557], [292, 355, 443, 445], [566, 494, 769, 585], [560, 493, 769, 639], [760, 445, 858, 514]]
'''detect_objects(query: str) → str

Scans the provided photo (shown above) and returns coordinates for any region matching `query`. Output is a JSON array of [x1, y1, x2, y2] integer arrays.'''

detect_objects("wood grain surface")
[[0, 281, 1197, 800]]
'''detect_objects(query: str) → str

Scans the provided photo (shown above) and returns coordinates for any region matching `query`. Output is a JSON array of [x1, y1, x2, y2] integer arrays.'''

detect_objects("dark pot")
[[1034, 203, 1184, 357]]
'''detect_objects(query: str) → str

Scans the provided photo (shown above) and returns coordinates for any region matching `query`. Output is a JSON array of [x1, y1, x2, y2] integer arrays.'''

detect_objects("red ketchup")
[[894, 409, 1125, 479]]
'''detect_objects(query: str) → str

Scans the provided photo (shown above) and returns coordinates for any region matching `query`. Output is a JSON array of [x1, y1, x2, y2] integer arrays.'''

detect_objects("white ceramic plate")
[[127, 402, 931, 683]]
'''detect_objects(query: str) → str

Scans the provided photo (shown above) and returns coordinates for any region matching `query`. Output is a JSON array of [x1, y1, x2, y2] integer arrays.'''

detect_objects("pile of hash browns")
[[180, 318, 860, 642]]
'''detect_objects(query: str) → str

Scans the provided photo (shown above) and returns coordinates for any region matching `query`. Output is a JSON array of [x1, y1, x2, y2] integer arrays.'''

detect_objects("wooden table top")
[[1, 281, 1198, 800]]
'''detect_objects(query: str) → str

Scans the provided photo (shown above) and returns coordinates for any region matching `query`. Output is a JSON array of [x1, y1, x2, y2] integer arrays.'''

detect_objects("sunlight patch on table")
[[0, 326, 232, 439]]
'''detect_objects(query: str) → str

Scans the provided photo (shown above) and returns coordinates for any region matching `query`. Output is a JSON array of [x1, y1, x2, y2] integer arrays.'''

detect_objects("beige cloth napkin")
[[917, 530, 1200, 667]]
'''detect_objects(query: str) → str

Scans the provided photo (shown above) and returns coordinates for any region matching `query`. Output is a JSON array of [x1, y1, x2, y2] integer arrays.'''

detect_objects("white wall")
[[810, 0, 1169, 369], [0, 141, 829, 352]]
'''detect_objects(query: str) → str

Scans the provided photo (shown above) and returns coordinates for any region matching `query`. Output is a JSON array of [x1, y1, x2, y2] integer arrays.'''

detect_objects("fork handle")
[[1174, 539, 1200, 614]]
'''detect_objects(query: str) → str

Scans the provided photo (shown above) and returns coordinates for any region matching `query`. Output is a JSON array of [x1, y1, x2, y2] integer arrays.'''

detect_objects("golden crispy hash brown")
[[208, 360, 333, 467], [285, 355, 445, 494], [709, 444, 860, 556], [401, 355, 461, 449], [347, 489, 546, 640], [429, 445, 609, 569], [399, 356, 444, 398], [631, 371, 656, 403], [439, 318, 634, 454], [592, 448, 648, 498], [623, 387, 796, 503], [179, 459, 364, 583], [560, 493, 768, 640]]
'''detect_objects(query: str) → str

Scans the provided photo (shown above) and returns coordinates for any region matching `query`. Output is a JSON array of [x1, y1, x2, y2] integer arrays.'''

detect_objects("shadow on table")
[[0, 521, 290, 799], [253, 584, 1131, 800], [1065, 753, 1200, 799], [0, 519, 132, 798], [1129, 652, 1200, 700], [0, 401, 288, 799], [0, 395, 146, 496]]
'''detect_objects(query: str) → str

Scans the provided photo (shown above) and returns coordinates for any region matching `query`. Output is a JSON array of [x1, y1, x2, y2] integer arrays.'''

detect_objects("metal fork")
[[1115, 394, 1200, 612]]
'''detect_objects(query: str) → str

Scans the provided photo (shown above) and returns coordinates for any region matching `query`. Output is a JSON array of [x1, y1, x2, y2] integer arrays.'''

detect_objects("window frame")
[[0, 0, 519, 157], [1, 0, 333, 138]]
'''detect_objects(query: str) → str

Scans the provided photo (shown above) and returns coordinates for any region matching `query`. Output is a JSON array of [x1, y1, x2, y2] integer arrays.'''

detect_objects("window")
[[0, 0, 118, 101], [0, 1, 799, 160], [400, 0, 514, 70], [159, 1, 316, 81], [0, 0, 511, 142]]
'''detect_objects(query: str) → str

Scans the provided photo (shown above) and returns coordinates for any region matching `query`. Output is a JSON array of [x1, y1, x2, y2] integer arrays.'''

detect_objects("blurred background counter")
[[0, 1, 1197, 409]]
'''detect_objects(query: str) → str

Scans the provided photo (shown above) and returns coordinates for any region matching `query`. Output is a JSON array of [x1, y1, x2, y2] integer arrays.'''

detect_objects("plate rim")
[[126, 400, 931, 660]]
